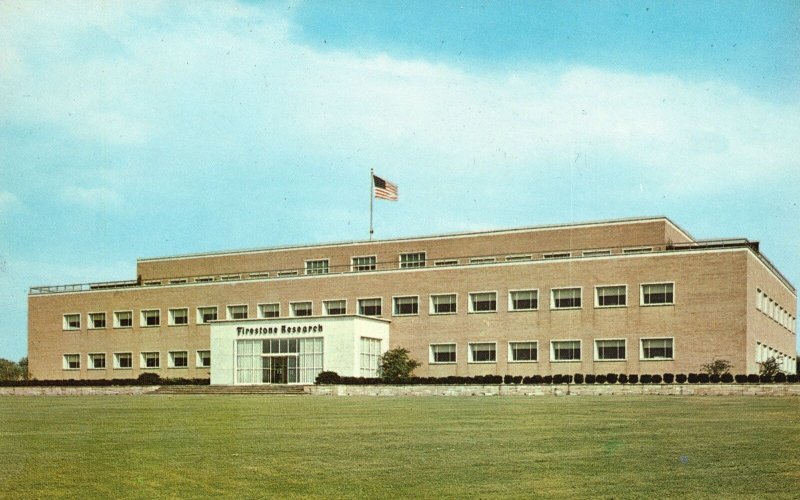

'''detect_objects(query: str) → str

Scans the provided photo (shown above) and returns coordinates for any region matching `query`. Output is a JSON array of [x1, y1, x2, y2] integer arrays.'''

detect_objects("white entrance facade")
[[210, 315, 390, 385]]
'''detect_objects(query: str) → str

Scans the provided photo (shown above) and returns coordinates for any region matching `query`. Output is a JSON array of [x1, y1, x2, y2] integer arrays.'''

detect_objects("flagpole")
[[369, 168, 374, 241]]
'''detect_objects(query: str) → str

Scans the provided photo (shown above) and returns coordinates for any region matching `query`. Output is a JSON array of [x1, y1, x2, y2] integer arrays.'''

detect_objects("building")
[[28, 217, 798, 383]]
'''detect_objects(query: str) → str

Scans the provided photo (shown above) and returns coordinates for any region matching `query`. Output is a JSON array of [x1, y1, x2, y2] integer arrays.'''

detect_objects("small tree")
[[18, 357, 29, 381], [701, 359, 732, 376], [759, 357, 783, 378], [379, 348, 420, 383], [0, 358, 23, 381]]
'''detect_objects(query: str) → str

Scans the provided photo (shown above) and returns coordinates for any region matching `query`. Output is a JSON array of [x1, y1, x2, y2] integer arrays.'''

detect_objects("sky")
[[1, 0, 799, 360]]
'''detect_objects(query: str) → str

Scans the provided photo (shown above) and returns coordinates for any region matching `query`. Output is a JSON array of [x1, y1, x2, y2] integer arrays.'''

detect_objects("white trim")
[[248, 272, 269, 279], [220, 274, 241, 281], [168, 278, 188, 285], [469, 257, 496, 264], [196, 305, 219, 324], [550, 287, 583, 310], [168, 307, 190, 326], [62, 353, 80, 370], [351, 254, 378, 272], [505, 254, 532, 262], [582, 249, 612, 257], [276, 270, 299, 277], [468, 341, 498, 364], [508, 340, 539, 363], [429, 343, 457, 364], [640, 282, 675, 306], [594, 284, 628, 308], [140, 351, 160, 369], [62, 313, 81, 330], [508, 289, 539, 312], [433, 259, 459, 266], [87, 311, 106, 329], [639, 337, 675, 361], [550, 339, 582, 362], [398, 251, 427, 269], [195, 276, 214, 283], [289, 301, 314, 317], [196, 350, 211, 368], [168, 350, 189, 369], [468, 290, 498, 313], [593, 338, 627, 361], [257, 302, 280, 319], [357, 296, 383, 316], [322, 299, 347, 316], [392, 295, 420, 316], [304, 258, 330, 275], [623, 247, 653, 254], [226, 304, 248, 320], [140, 308, 161, 327], [543, 252, 571, 259], [87, 352, 106, 370], [429, 293, 458, 315], [113, 351, 133, 370], [113, 310, 133, 329]]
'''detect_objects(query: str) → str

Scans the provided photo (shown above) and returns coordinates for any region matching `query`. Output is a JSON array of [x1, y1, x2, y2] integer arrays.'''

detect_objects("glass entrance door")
[[261, 356, 298, 384]]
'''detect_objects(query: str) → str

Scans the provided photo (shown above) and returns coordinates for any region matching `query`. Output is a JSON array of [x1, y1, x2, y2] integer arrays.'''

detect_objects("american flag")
[[373, 174, 398, 201]]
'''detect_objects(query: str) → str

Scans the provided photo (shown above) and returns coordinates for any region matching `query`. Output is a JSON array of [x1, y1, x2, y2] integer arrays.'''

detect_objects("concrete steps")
[[150, 385, 310, 395]]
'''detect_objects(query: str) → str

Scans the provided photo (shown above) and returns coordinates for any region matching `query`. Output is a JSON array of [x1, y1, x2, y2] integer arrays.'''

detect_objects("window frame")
[[140, 351, 160, 369], [623, 247, 653, 254], [197, 306, 218, 324], [550, 340, 582, 362], [195, 276, 214, 283], [63, 313, 81, 330], [140, 309, 161, 327], [505, 254, 532, 262], [582, 249, 612, 257], [399, 251, 426, 269], [169, 278, 188, 285], [639, 337, 675, 361], [323, 299, 347, 316], [258, 303, 280, 319], [290, 301, 313, 317], [543, 252, 570, 259], [88, 312, 106, 329], [168, 350, 189, 369], [468, 291, 498, 314], [433, 259, 459, 267], [357, 297, 382, 316], [88, 352, 106, 370], [640, 282, 675, 306], [508, 341, 538, 363], [469, 257, 496, 265], [168, 307, 189, 326], [594, 338, 627, 361], [430, 293, 458, 315], [429, 343, 457, 364], [113, 310, 133, 329], [594, 285, 628, 308], [113, 352, 133, 369], [196, 350, 211, 368], [351, 255, 377, 272], [226, 304, 248, 320], [63, 353, 80, 370], [468, 342, 498, 364], [508, 289, 539, 312], [305, 258, 330, 275], [392, 295, 419, 316], [551, 287, 582, 310]]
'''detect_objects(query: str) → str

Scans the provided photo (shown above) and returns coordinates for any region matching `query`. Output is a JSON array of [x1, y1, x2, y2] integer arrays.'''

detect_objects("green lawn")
[[1, 396, 798, 499]]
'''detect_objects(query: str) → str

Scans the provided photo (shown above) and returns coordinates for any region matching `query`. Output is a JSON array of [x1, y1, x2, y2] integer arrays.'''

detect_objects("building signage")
[[236, 324, 324, 336]]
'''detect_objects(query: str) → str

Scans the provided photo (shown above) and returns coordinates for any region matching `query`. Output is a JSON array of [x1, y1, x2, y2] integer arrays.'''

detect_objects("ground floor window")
[[595, 339, 626, 360], [141, 352, 160, 368], [196, 350, 211, 368], [469, 342, 496, 363], [169, 351, 188, 368], [63, 354, 80, 370], [430, 344, 456, 364], [358, 298, 382, 316], [88, 353, 106, 369], [551, 340, 580, 361], [509, 341, 537, 362], [641, 338, 673, 360], [360, 337, 382, 377], [236, 338, 323, 384], [114, 352, 132, 369]]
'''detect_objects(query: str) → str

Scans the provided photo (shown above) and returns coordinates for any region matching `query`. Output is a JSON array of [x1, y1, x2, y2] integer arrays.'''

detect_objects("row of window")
[[430, 338, 675, 364], [755, 341, 797, 373], [62, 350, 211, 370], [62, 283, 675, 330], [144, 247, 659, 285], [755, 289, 796, 333]]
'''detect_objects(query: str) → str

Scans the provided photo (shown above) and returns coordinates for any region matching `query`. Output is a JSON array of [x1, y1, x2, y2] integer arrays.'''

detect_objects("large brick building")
[[28, 217, 797, 383]]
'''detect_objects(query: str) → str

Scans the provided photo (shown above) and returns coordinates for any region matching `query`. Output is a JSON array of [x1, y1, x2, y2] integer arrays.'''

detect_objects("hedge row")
[[0, 373, 210, 387], [316, 371, 800, 385]]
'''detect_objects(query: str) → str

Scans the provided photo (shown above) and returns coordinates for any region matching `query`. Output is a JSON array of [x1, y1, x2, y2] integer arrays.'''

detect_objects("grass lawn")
[[1, 395, 799, 499]]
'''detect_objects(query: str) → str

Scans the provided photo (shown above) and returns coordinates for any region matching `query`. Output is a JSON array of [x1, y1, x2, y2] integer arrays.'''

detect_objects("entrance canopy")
[[210, 315, 390, 385]]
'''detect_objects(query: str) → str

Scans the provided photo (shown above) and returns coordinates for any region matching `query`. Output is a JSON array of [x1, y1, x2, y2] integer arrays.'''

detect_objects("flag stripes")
[[373, 174, 398, 201]]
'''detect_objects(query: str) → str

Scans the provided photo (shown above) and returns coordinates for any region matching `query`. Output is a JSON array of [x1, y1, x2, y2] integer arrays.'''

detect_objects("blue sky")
[[1, 1, 798, 360]]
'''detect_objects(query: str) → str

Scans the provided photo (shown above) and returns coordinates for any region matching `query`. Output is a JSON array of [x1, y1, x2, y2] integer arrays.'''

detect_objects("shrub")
[[734, 374, 748, 384], [585, 374, 596, 384], [721, 373, 734, 383], [663, 373, 674, 384], [787, 374, 798, 383], [618, 374, 628, 384], [137, 372, 161, 385], [700, 359, 732, 376], [759, 357, 784, 378], [595, 374, 607, 384], [503, 375, 513, 384], [675, 374, 687, 384], [315, 371, 341, 384], [562, 375, 573, 384], [709, 374, 721, 384], [574, 373, 584, 384], [552, 374, 564, 384], [606, 373, 618, 384], [747, 374, 760, 384], [379, 347, 421, 383], [628, 374, 638, 384], [531, 375, 543, 384], [513, 376, 523, 385], [522, 376, 532, 384], [759, 374, 772, 383], [651, 374, 662, 384], [687, 373, 699, 384], [640, 374, 652, 384], [542, 375, 553, 385], [775, 372, 787, 383], [698, 373, 710, 384]]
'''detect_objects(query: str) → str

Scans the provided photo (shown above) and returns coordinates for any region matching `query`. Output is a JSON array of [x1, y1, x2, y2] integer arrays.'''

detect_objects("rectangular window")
[[509, 341, 537, 362], [596, 285, 627, 307], [583, 250, 612, 257], [430, 344, 456, 364], [393, 296, 419, 316], [227, 305, 248, 320], [623, 247, 652, 254], [63, 354, 80, 370], [114, 311, 133, 328], [248, 272, 269, 279], [430, 294, 457, 314], [141, 352, 160, 369], [195, 276, 214, 283], [543, 252, 570, 259], [197, 306, 218, 324], [641, 283, 674, 305], [88, 353, 106, 369], [551, 340, 581, 361], [352, 256, 377, 272], [434, 259, 458, 266], [114, 352, 132, 369], [400, 252, 426, 269], [469, 257, 495, 264], [220, 274, 240, 281], [305, 259, 329, 275], [169, 351, 188, 368], [258, 303, 280, 318], [358, 298, 382, 316], [552, 288, 581, 309], [141, 309, 160, 327], [291, 302, 313, 317], [169, 278, 188, 284], [641, 338, 674, 360], [505, 254, 532, 262], [277, 270, 299, 277], [169, 308, 189, 325], [509, 290, 538, 311], [469, 292, 497, 313], [63, 314, 81, 330], [88, 312, 106, 329], [323, 300, 346, 316], [469, 343, 497, 363], [196, 350, 211, 368], [595, 339, 626, 361], [360, 337, 382, 377], [143, 280, 161, 286]]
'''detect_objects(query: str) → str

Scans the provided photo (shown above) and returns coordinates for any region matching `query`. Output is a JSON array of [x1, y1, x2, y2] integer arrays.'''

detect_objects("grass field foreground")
[[1, 396, 799, 498]]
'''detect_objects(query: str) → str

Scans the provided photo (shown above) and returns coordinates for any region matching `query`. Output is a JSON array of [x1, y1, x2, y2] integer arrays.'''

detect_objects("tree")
[[759, 357, 783, 378], [701, 359, 732, 376], [379, 347, 420, 383], [18, 357, 29, 380], [0, 358, 23, 381]]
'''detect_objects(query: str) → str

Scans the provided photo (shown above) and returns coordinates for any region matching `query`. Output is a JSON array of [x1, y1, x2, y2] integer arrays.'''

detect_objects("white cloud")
[[60, 186, 122, 209], [0, 191, 20, 214]]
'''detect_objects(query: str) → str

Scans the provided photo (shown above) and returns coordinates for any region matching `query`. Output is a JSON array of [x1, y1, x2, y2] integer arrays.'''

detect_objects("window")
[[360, 337, 382, 377], [352, 256, 377, 272], [552, 288, 581, 309], [114, 311, 132, 328], [248, 272, 269, 279], [641, 338, 673, 360], [141, 309, 160, 327], [596, 285, 627, 307], [469, 257, 495, 264], [430, 294, 457, 314], [169, 308, 189, 326], [623, 247, 652, 254], [291, 302, 313, 317], [358, 298, 382, 316], [141, 352, 160, 369], [641, 283, 674, 305], [114, 352, 132, 369], [595, 340, 626, 361], [305, 259, 329, 275], [277, 270, 299, 277], [88, 353, 106, 369], [583, 250, 611, 257], [509, 290, 538, 311], [258, 303, 280, 318], [430, 344, 456, 364], [63, 314, 80, 330], [543, 252, 570, 259], [169, 351, 188, 368], [197, 306, 218, 324], [400, 252, 426, 268], [551, 340, 581, 361], [143, 280, 161, 286], [227, 305, 248, 320], [88, 312, 106, 329], [63, 354, 80, 370], [323, 300, 346, 315], [505, 254, 532, 262], [434, 259, 458, 266], [393, 296, 419, 316], [469, 292, 497, 313], [220, 274, 240, 281], [509, 341, 537, 362], [196, 350, 211, 368], [195, 276, 214, 283], [169, 278, 188, 284], [469, 343, 497, 363]]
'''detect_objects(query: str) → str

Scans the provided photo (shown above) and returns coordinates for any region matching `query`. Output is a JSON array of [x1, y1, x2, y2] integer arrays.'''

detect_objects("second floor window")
[[305, 259, 329, 275], [400, 252, 426, 268]]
